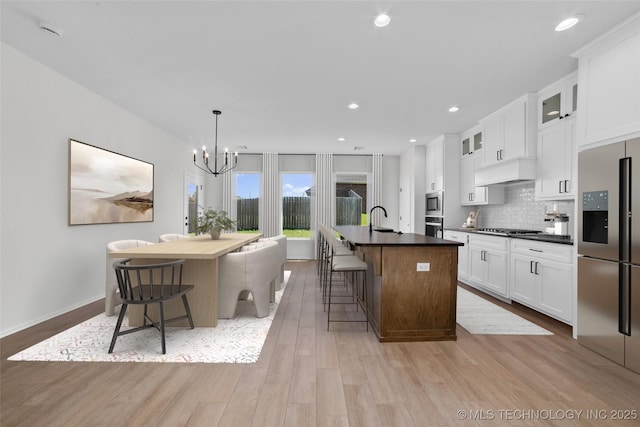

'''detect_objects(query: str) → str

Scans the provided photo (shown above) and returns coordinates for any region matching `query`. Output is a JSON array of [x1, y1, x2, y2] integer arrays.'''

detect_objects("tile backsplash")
[[471, 182, 574, 233]]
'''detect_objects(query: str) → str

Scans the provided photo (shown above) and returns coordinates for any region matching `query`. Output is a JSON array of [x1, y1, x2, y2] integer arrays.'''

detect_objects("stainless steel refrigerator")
[[577, 137, 640, 374]]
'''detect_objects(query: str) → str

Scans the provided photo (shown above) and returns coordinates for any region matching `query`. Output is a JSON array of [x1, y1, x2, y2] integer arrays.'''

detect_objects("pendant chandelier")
[[193, 110, 238, 177]]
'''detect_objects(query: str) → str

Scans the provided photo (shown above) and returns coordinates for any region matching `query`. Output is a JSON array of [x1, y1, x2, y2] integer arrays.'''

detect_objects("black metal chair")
[[109, 259, 195, 354]]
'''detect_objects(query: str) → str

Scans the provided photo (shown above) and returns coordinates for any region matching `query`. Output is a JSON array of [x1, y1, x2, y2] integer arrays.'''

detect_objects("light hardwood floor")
[[2, 261, 640, 426]]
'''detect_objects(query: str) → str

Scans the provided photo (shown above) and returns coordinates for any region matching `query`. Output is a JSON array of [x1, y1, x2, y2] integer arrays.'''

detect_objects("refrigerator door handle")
[[620, 157, 631, 262], [620, 263, 631, 336]]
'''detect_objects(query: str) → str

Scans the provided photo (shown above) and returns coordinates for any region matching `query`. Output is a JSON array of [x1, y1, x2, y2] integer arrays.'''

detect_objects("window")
[[236, 173, 260, 233], [282, 173, 312, 238], [335, 173, 367, 226]]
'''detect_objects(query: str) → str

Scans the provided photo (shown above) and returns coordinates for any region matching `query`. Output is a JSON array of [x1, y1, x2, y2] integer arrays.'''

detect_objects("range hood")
[[474, 157, 537, 186]]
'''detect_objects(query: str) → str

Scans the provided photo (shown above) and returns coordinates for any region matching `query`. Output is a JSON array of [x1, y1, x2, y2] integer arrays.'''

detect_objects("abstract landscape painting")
[[69, 139, 154, 225]]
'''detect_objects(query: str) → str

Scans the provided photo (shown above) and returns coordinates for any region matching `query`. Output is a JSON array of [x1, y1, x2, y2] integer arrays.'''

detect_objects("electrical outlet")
[[416, 262, 430, 272]]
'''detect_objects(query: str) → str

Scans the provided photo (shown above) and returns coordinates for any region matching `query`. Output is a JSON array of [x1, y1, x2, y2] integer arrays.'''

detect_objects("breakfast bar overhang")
[[334, 226, 462, 342]]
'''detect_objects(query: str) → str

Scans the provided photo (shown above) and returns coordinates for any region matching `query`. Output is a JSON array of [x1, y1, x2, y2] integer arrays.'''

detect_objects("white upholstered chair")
[[105, 239, 155, 316], [259, 235, 287, 291], [217, 241, 280, 318], [159, 233, 187, 242]]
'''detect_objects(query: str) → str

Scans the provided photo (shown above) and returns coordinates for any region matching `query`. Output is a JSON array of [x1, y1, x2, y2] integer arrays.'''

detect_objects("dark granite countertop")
[[445, 228, 573, 245], [511, 233, 573, 245], [335, 226, 463, 247]]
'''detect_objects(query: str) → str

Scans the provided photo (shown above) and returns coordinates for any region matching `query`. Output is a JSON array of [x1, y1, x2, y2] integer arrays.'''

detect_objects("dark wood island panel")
[[334, 226, 461, 342]]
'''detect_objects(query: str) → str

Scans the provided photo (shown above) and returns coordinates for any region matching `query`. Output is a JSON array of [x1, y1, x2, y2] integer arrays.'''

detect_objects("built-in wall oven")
[[426, 191, 443, 216], [425, 216, 444, 238], [425, 191, 444, 238]]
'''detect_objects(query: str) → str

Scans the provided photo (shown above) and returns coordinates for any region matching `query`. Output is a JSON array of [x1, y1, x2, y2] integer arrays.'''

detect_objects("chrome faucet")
[[369, 205, 388, 233]]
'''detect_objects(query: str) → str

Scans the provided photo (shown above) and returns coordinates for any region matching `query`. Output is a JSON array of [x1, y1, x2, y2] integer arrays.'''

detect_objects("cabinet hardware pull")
[[534, 262, 540, 275], [529, 248, 543, 252], [565, 113, 570, 118], [564, 179, 569, 193], [559, 115, 564, 120], [530, 260, 534, 274], [559, 180, 563, 193], [497, 151, 500, 161]]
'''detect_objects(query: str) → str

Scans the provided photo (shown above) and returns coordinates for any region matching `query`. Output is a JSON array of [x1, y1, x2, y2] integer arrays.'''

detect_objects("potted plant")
[[194, 208, 236, 240]]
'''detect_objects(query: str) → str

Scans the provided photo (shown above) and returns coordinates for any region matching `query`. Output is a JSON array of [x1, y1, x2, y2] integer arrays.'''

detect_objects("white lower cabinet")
[[509, 239, 573, 323], [448, 231, 574, 324], [468, 234, 509, 298], [443, 230, 469, 280]]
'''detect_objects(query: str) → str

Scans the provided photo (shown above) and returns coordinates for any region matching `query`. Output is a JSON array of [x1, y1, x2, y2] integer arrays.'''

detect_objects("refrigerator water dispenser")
[[582, 191, 608, 244]]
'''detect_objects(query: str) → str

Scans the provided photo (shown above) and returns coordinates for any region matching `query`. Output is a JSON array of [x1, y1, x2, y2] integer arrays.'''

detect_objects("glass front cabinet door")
[[538, 72, 578, 129], [461, 125, 483, 157]]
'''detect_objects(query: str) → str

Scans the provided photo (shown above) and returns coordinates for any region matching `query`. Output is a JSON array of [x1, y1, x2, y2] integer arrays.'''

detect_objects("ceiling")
[[3, 1, 640, 156]]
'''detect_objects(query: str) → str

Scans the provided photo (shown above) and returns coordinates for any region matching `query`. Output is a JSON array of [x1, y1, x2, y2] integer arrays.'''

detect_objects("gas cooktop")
[[476, 228, 542, 236]]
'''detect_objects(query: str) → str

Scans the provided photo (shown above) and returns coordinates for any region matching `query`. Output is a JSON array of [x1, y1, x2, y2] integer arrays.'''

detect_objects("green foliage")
[[283, 229, 311, 238], [194, 208, 236, 235]]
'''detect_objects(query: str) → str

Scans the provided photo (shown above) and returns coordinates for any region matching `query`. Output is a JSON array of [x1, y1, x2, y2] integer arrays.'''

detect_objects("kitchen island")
[[334, 226, 462, 342]]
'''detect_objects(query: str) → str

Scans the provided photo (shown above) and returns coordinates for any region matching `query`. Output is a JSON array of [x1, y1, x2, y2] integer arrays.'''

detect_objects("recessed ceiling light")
[[555, 15, 584, 32], [338, 137, 346, 142], [448, 106, 459, 113], [409, 138, 417, 143], [348, 103, 359, 110], [373, 13, 391, 28]]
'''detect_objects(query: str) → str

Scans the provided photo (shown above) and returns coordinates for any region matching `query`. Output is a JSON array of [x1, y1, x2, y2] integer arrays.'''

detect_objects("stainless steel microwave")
[[426, 191, 443, 216]]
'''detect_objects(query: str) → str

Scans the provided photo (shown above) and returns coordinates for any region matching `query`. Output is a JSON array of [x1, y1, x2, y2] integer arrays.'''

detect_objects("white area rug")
[[456, 287, 553, 335], [8, 273, 289, 364]]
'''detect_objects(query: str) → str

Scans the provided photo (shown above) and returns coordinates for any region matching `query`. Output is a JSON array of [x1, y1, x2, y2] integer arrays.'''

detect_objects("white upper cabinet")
[[460, 151, 504, 206], [537, 72, 578, 130], [461, 126, 483, 157], [479, 93, 536, 168], [426, 134, 466, 228], [536, 116, 577, 200], [459, 125, 503, 206], [573, 14, 640, 147], [425, 137, 444, 192]]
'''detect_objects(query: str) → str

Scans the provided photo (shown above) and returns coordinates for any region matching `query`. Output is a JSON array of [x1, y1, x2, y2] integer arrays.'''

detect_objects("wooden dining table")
[[107, 233, 261, 327]]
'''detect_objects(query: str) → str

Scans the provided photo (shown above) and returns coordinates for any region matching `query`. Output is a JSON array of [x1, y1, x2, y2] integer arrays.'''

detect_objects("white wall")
[[380, 155, 400, 230], [0, 45, 402, 336], [399, 145, 426, 234], [0, 44, 201, 336]]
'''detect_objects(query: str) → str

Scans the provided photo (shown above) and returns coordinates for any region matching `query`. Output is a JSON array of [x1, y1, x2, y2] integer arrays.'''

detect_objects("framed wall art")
[[68, 139, 154, 225]]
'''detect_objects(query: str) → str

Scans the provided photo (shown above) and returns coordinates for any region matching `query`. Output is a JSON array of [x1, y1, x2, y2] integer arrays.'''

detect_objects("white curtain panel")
[[371, 153, 383, 225], [222, 171, 234, 228], [315, 153, 333, 227], [315, 153, 333, 258], [260, 152, 280, 238]]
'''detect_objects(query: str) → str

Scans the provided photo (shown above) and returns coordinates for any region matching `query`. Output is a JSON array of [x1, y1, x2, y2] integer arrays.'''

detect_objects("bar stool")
[[323, 227, 368, 331], [319, 224, 353, 300]]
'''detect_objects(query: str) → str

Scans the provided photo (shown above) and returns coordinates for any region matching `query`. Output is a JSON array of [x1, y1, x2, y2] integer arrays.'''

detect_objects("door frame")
[[184, 172, 205, 235]]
